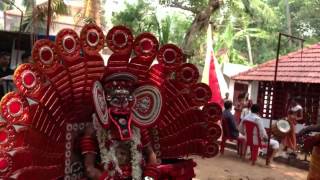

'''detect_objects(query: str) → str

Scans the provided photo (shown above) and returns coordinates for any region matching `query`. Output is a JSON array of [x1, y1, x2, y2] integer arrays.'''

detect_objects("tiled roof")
[[232, 43, 320, 83]]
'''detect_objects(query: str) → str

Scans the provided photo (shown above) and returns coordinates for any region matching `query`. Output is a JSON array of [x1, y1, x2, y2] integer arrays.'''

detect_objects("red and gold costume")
[[0, 24, 222, 179]]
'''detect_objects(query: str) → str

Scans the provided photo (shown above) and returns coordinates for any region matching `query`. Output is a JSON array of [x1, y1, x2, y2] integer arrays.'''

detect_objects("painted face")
[[105, 80, 135, 140]]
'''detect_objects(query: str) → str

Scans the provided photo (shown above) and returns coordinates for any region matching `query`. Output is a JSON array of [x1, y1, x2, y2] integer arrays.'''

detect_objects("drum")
[[271, 119, 291, 139], [308, 145, 320, 180]]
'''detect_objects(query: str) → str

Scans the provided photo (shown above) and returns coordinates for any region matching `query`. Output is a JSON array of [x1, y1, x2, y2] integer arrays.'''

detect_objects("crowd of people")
[[222, 91, 320, 169], [222, 93, 280, 166], [221, 92, 312, 166]]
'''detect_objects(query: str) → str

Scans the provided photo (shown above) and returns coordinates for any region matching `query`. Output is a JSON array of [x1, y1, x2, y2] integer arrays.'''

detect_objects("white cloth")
[[239, 113, 279, 150], [291, 104, 302, 112], [240, 108, 250, 121]]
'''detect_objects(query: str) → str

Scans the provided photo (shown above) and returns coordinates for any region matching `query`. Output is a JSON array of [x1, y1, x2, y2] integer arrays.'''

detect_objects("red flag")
[[202, 24, 227, 107], [208, 51, 223, 107]]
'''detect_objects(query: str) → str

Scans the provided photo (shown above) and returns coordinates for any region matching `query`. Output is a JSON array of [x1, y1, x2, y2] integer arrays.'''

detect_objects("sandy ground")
[[192, 150, 308, 180]]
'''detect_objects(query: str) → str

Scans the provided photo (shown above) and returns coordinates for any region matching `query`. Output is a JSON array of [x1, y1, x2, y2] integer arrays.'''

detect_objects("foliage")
[[116, 0, 320, 66], [112, 0, 158, 35], [0, 0, 15, 11], [21, 0, 69, 33], [112, 0, 192, 46]]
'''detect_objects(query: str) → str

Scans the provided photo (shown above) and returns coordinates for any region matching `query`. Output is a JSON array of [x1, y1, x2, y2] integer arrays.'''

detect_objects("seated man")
[[222, 100, 242, 139], [222, 100, 246, 153], [239, 104, 279, 165]]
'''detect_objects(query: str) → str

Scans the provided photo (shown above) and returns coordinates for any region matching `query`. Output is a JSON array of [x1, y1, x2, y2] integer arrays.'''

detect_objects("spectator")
[[234, 93, 246, 125], [21, 52, 33, 64], [239, 104, 280, 166], [222, 100, 245, 139], [223, 92, 230, 102], [0, 52, 14, 98]]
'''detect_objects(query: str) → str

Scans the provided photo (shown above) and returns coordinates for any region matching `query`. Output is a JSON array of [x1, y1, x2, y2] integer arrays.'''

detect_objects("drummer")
[[239, 104, 280, 166], [282, 97, 303, 155]]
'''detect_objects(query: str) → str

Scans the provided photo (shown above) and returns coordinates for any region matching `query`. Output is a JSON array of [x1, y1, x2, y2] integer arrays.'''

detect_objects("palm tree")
[[22, 0, 69, 33], [213, 0, 276, 64], [73, 0, 106, 28]]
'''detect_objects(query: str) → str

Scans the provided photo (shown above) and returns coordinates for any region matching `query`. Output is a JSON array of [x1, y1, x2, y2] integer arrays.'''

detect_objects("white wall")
[[229, 79, 235, 101], [249, 81, 259, 103], [229, 80, 259, 104]]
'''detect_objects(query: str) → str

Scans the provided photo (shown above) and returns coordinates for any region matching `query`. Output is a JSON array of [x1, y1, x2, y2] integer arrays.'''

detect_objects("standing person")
[[234, 93, 246, 125], [0, 52, 14, 98], [241, 99, 253, 121], [223, 92, 230, 102], [239, 104, 280, 166], [282, 97, 303, 154]]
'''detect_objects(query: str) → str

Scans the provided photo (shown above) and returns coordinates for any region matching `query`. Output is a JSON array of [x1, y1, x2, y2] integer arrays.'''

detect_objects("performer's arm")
[[81, 125, 102, 180], [141, 129, 160, 179], [144, 144, 157, 164]]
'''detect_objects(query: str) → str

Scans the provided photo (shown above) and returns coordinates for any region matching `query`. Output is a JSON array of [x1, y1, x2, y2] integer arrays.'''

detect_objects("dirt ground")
[[192, 150, 308, 180]]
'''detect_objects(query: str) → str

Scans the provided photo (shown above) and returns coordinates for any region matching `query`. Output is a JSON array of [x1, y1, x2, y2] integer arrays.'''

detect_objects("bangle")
[[80, 136, 97, 155]]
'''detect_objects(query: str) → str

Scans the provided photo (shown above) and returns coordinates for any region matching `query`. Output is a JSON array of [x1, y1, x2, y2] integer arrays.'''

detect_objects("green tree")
[[22, 0, 69, 33], [161, 0, 220, 57], [112, 0, 158, 35], [0, 0, 15, 11], [113, 0, 320, 66]]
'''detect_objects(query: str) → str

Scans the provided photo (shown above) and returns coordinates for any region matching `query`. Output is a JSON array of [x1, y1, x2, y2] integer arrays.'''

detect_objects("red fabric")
[[282, 116, 297, 150], [157, 159, 196, 179], [208, 52, 223, 107]]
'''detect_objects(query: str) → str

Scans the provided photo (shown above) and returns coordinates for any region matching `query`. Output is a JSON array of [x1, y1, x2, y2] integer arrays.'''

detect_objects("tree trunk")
[[246, 35, 253, 64], [181, 0, 220, 57], [285, 0, 292, 46], [84, 0, 101, 25]]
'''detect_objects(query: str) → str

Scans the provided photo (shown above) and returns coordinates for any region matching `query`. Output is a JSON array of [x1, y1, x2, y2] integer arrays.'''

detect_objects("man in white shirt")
[[239, 104, 279, 165]]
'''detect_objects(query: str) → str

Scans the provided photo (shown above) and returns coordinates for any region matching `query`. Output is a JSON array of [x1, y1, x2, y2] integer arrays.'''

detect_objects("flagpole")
[[46, 0, 52, 38]]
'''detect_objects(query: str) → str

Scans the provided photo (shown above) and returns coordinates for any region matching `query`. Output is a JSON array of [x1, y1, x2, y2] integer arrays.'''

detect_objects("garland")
[[94, 115, 142, 179]]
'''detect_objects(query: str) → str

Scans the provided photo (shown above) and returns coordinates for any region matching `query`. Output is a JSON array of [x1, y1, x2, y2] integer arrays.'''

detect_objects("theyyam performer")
[[0, 24, 222, 179]]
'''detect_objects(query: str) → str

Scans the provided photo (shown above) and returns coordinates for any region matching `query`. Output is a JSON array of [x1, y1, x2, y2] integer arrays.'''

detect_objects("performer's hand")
[[86, 166, 102, 180], [143, 164, 159, 180]]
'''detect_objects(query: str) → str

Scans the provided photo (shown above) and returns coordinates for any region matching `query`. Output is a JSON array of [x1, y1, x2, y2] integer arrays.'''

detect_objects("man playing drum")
[[239, 104, 280, 166], [283, 98, 303, 156]]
